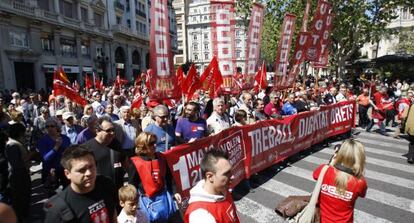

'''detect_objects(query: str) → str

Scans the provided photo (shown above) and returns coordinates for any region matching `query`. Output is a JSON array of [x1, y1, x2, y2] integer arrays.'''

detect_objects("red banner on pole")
[[162, 100, 356, 207], [243, 2, 264, 90], [305, 0, 333, 62], [149, 0, 181, 99], [273, 14, 296, 90], [210, 0, 236, 93], [285, 32, 312, 86]]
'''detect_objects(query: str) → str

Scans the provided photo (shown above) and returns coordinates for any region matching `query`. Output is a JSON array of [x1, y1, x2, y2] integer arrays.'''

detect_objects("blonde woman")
[[128, 132, 182, 222], [313, 139, 367, 223]]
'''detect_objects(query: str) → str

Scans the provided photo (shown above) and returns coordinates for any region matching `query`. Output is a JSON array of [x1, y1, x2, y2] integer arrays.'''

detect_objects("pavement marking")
[[356, 138, 407, 151], [282, 166, 414, 213], [252, 174, 393, 223], [316, 148, 414, 173], [357, 131, 409, 143], [234, 196, 286, 223], [302, 155, 414, 190], [331, 142, 406, 160]]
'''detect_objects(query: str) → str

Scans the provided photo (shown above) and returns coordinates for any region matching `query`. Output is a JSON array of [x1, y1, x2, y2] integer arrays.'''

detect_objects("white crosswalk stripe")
[[235, 132, 414, 223]]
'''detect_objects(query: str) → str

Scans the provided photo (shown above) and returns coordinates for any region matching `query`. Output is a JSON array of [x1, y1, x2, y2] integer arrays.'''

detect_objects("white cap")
[[12, 92, 20, 97], [62, 112, 75, 120]]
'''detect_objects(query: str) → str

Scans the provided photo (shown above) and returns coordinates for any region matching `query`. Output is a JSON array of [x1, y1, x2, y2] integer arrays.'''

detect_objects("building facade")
[[187, 0, 248, 72], [360, 7, 414, 59], [0, 0, 177, 91], [172, 0, 188, 65]]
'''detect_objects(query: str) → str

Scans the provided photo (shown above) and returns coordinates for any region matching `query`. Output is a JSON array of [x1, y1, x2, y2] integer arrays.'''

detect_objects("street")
[[233, 127, 414, 223], [28, 127, 414, 222]]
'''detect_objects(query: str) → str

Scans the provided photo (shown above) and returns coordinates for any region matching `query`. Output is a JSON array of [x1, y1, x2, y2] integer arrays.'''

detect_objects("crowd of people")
[[0, 73, 412, 223]]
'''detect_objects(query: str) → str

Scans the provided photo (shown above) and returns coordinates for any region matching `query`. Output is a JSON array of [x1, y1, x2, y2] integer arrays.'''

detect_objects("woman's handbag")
[[139, 189, 177, 222], [275, 195, 311, 218], [290, 165, 329, 223]]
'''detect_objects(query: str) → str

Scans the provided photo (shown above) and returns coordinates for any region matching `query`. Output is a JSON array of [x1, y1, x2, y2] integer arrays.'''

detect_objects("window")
[[62, 1, 73, 18], [38, 0, 49, 11], [94, 13, 103, 27], [236, 31, 240, 37], [204, 33, 208, 39], [204, 7, 207, 12], [193, 44, 198, 50], [205, 53, 209, 60], [60, 38, 76, 57], [81, 40, 90, 57], [204, 44, 208, 50], [204, 16, 207, 20], [236, 51, 241, 58], [194, 54, 198, 60], [192, 17, 196, 22], [127, 19, 131, 28], [116, 16, 121, 24], [41, 36, 54, 52], [10, 31, 29, 48], [81, 7, 88, 23], [193, 34, 197, 40]]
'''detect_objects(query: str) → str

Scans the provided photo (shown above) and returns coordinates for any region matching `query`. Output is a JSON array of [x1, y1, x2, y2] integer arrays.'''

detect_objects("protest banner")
[[161, 100, 356, 207]]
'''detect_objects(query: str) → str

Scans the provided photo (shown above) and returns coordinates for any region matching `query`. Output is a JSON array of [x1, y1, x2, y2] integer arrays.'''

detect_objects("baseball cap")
[[62, 112, 75, 120]]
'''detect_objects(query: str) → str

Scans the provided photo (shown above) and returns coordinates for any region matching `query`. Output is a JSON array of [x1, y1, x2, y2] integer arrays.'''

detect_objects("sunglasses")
[[101, 128, 115, 133], [157, 115, 169, 119]]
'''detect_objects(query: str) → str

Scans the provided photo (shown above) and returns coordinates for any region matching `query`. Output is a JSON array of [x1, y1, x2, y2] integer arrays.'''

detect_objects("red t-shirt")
[[313, 165, 367, 223]]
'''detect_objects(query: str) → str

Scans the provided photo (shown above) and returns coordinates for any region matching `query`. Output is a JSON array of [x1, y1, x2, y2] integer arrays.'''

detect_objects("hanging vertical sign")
[[243, 2, 265, 90], [312, 11, 335, 68], [305, 0, 333, 62], [273, 13, 296, 90], [284, 32, 312, 87], [210, 0, 236, 93], [149, 0, 181, 99]]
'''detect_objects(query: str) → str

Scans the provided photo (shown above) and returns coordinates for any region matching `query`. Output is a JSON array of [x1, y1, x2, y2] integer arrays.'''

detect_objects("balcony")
[[136, 9, 146, 18], [63, 17, 81, 27], [12, 1, 35, 14], [114, 1, 125, 12]]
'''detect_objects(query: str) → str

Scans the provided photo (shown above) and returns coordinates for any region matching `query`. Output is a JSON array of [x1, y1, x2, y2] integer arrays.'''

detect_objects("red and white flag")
[[244, 2, 264, 90], [84, 73, 92, 90], [254, 61, 267, 93], [273, 13, 296, 90], [198, 57, 223, 98], [149, 0, 181, 100]]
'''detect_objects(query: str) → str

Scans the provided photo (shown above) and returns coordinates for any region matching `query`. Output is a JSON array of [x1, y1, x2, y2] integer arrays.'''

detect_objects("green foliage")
[[394, 28, 414, 54], [235, 0, 414, 76]]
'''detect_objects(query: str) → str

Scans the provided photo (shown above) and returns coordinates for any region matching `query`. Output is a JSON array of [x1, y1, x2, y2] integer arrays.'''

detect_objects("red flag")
[[131, 93, 143, 110], [100, 78, 104, 90], [115, 74, 128, 88], [254, 61, 267, 92], [145, 69, 155, 92], [199, 57, 223, 98], [54, 68, 87, 106], [84, 74, 92, 90], [176, 66, 184, 92], [93, 72, 101, 89], [182, 64, 197, 95]]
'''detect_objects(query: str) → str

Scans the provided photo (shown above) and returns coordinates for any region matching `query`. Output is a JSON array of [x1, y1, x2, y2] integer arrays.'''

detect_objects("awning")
[[42, 64, 80, 73]]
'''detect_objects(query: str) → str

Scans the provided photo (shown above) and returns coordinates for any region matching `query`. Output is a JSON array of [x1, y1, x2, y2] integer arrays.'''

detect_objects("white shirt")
[[206, 112, 231, 135], [117, 208, 149, 223]]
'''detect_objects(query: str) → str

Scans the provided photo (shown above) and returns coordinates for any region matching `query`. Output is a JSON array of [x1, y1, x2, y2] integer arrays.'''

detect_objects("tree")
[[394, 28, 414, 54], [235, 0, 414, 77]]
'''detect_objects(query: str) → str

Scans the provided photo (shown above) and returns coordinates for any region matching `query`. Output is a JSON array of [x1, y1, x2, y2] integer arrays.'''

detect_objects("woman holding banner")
[[313, 139, 367, 222], [128, 132, 182, 222]]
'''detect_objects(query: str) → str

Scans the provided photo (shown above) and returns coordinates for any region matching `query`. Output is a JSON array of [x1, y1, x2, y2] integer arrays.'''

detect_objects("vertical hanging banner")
[[273, 14, 296, 90], [149, 0, 181, 99], [285, 32, 312, 87], [312, 12, 335, 68], [305, 0, 333, 62], [243, 2, 265, 90], [210, 0, 236, 93]]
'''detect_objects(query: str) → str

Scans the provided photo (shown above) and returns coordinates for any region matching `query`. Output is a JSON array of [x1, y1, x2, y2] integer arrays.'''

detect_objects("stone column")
[[126, 44, 132, 81], [130, 0, 137, 33], [53, 29, 61, 64]]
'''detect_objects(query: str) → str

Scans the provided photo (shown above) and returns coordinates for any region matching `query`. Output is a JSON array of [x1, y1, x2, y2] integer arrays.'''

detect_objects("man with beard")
[[207, 98, 232, 135], [175, 102, 207, 144]]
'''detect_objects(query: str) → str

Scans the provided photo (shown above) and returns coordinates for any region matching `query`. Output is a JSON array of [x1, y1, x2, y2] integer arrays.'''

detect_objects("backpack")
[[44, 192, 76, 222]]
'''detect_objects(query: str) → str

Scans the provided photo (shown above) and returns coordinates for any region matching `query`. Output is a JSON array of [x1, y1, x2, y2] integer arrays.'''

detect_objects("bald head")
[[0, 203, 17, 223]]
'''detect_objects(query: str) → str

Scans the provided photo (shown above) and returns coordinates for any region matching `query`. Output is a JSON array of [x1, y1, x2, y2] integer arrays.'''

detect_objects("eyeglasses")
[[157, 115, 169, 119], [101, 128, 115, 133]]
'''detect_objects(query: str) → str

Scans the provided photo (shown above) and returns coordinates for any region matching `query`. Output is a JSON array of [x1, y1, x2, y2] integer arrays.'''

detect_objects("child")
[[118, 184, 149, 223]]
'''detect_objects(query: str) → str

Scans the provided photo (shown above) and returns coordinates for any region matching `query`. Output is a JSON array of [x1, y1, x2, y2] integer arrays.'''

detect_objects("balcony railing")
[[136, 9, 146, 18], [12, 1, 35, 14], [114, 1, 125, 11], [64, 17, 81, 26]]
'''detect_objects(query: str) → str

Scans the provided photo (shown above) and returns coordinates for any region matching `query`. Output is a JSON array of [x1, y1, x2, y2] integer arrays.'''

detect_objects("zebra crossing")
[[233, 128, 414, 223]]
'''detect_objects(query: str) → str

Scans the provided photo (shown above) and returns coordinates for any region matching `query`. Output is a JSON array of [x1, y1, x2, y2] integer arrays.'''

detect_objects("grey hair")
[[212, 98, 224, 107], [153, 105, 168, 116], [120, 105, 130, 112]]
